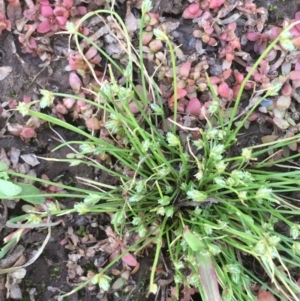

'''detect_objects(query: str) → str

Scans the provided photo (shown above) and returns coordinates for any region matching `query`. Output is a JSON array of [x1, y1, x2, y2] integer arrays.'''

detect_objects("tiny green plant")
[[5, 5, 300, 301]]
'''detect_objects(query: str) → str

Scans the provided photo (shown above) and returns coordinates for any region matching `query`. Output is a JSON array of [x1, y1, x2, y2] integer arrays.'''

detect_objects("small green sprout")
[[186, 189, 208, 202], [166, 132, 181, 147], [210, 144, 225, 160], [141, 0, 153, 15], [290, 225, 300, 239], [105, 114, 122, 134], [292, 242, 300, 254], [193, 139, 204, 150], [27, 214, 42, 224], [279, 30, 295, 51], [66, 22, 78, 35], [40, 89, 55, 108], [153, 28, 168, 41], [150, 103, 164, 115], [241, 148, 253, 161], [17, 102, 31, 116], [91, 273, 111, 291], [74, 202, 89, 214], [128, 194, 143, 202], [215, 161, 227, 173], [158, 196, 171, 206]]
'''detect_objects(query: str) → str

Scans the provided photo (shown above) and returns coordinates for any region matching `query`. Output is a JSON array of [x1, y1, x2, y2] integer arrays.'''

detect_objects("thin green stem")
[[227, 20, 300, 134], [165, 39, 178, 133]]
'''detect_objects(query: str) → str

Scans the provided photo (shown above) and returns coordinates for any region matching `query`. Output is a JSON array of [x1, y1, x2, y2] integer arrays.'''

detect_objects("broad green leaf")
[[112, 278, 125, 290], [0, 239, 17, 260], [16, 183, 45, 204], [22, 205, 35, 213], [6, 214, 28, 224], [195, 251, 222, 301], [0, 162, 8, 172], [183, 227, 205, 251], [183, 227, 222, 301], [0, 179, 22, 197], [0, 172, 9, 180]]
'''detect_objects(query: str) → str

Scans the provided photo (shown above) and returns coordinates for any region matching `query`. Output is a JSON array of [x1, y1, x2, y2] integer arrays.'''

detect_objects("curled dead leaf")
[[130, 262, 140, 275]]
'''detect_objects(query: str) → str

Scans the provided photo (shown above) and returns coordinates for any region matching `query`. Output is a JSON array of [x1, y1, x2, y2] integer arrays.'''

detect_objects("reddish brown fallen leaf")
[[209, 76, 221, 84], [23, 96, 31, 103], [55, 103, 68, 114], [281, 84, 292, 96], [180, 61, 191, 78], [48, 184, 65, 192], [234, 70, 244, 83], [247, 113, 258, 121], [218, 82, 232, 100], [221, 67, 232, 78], [111, 269, 121, 276], [69, 72, 82, 94], [246, 31, 261, 41], [63, 98, 76, 109], [122, 253, 137, 267], [86, 117, 101, 130], [168, 88, 187, 107], [142, 31, 153, 45], [8, 99, 18, 109], [209, 0, 225, 9], [257, 291, 276, 301], [186, 98, 202, 116], [182, 3, 203, 19], [149, 39, 163, 52], [85, 46, 97, 61], [129, 101, 143, 114], [289, 70, 300, 80], [20, 127, 36, 140], [130, 262, 140, 275], [292, 37, 300, 48]]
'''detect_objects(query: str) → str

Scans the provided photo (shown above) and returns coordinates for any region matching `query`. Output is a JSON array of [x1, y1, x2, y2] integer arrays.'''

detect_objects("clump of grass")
[[6, 4, 300, 301]]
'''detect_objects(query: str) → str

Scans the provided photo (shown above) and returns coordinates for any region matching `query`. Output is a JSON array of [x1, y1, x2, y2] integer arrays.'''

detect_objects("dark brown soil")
[[254, 0, 300, 22]]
